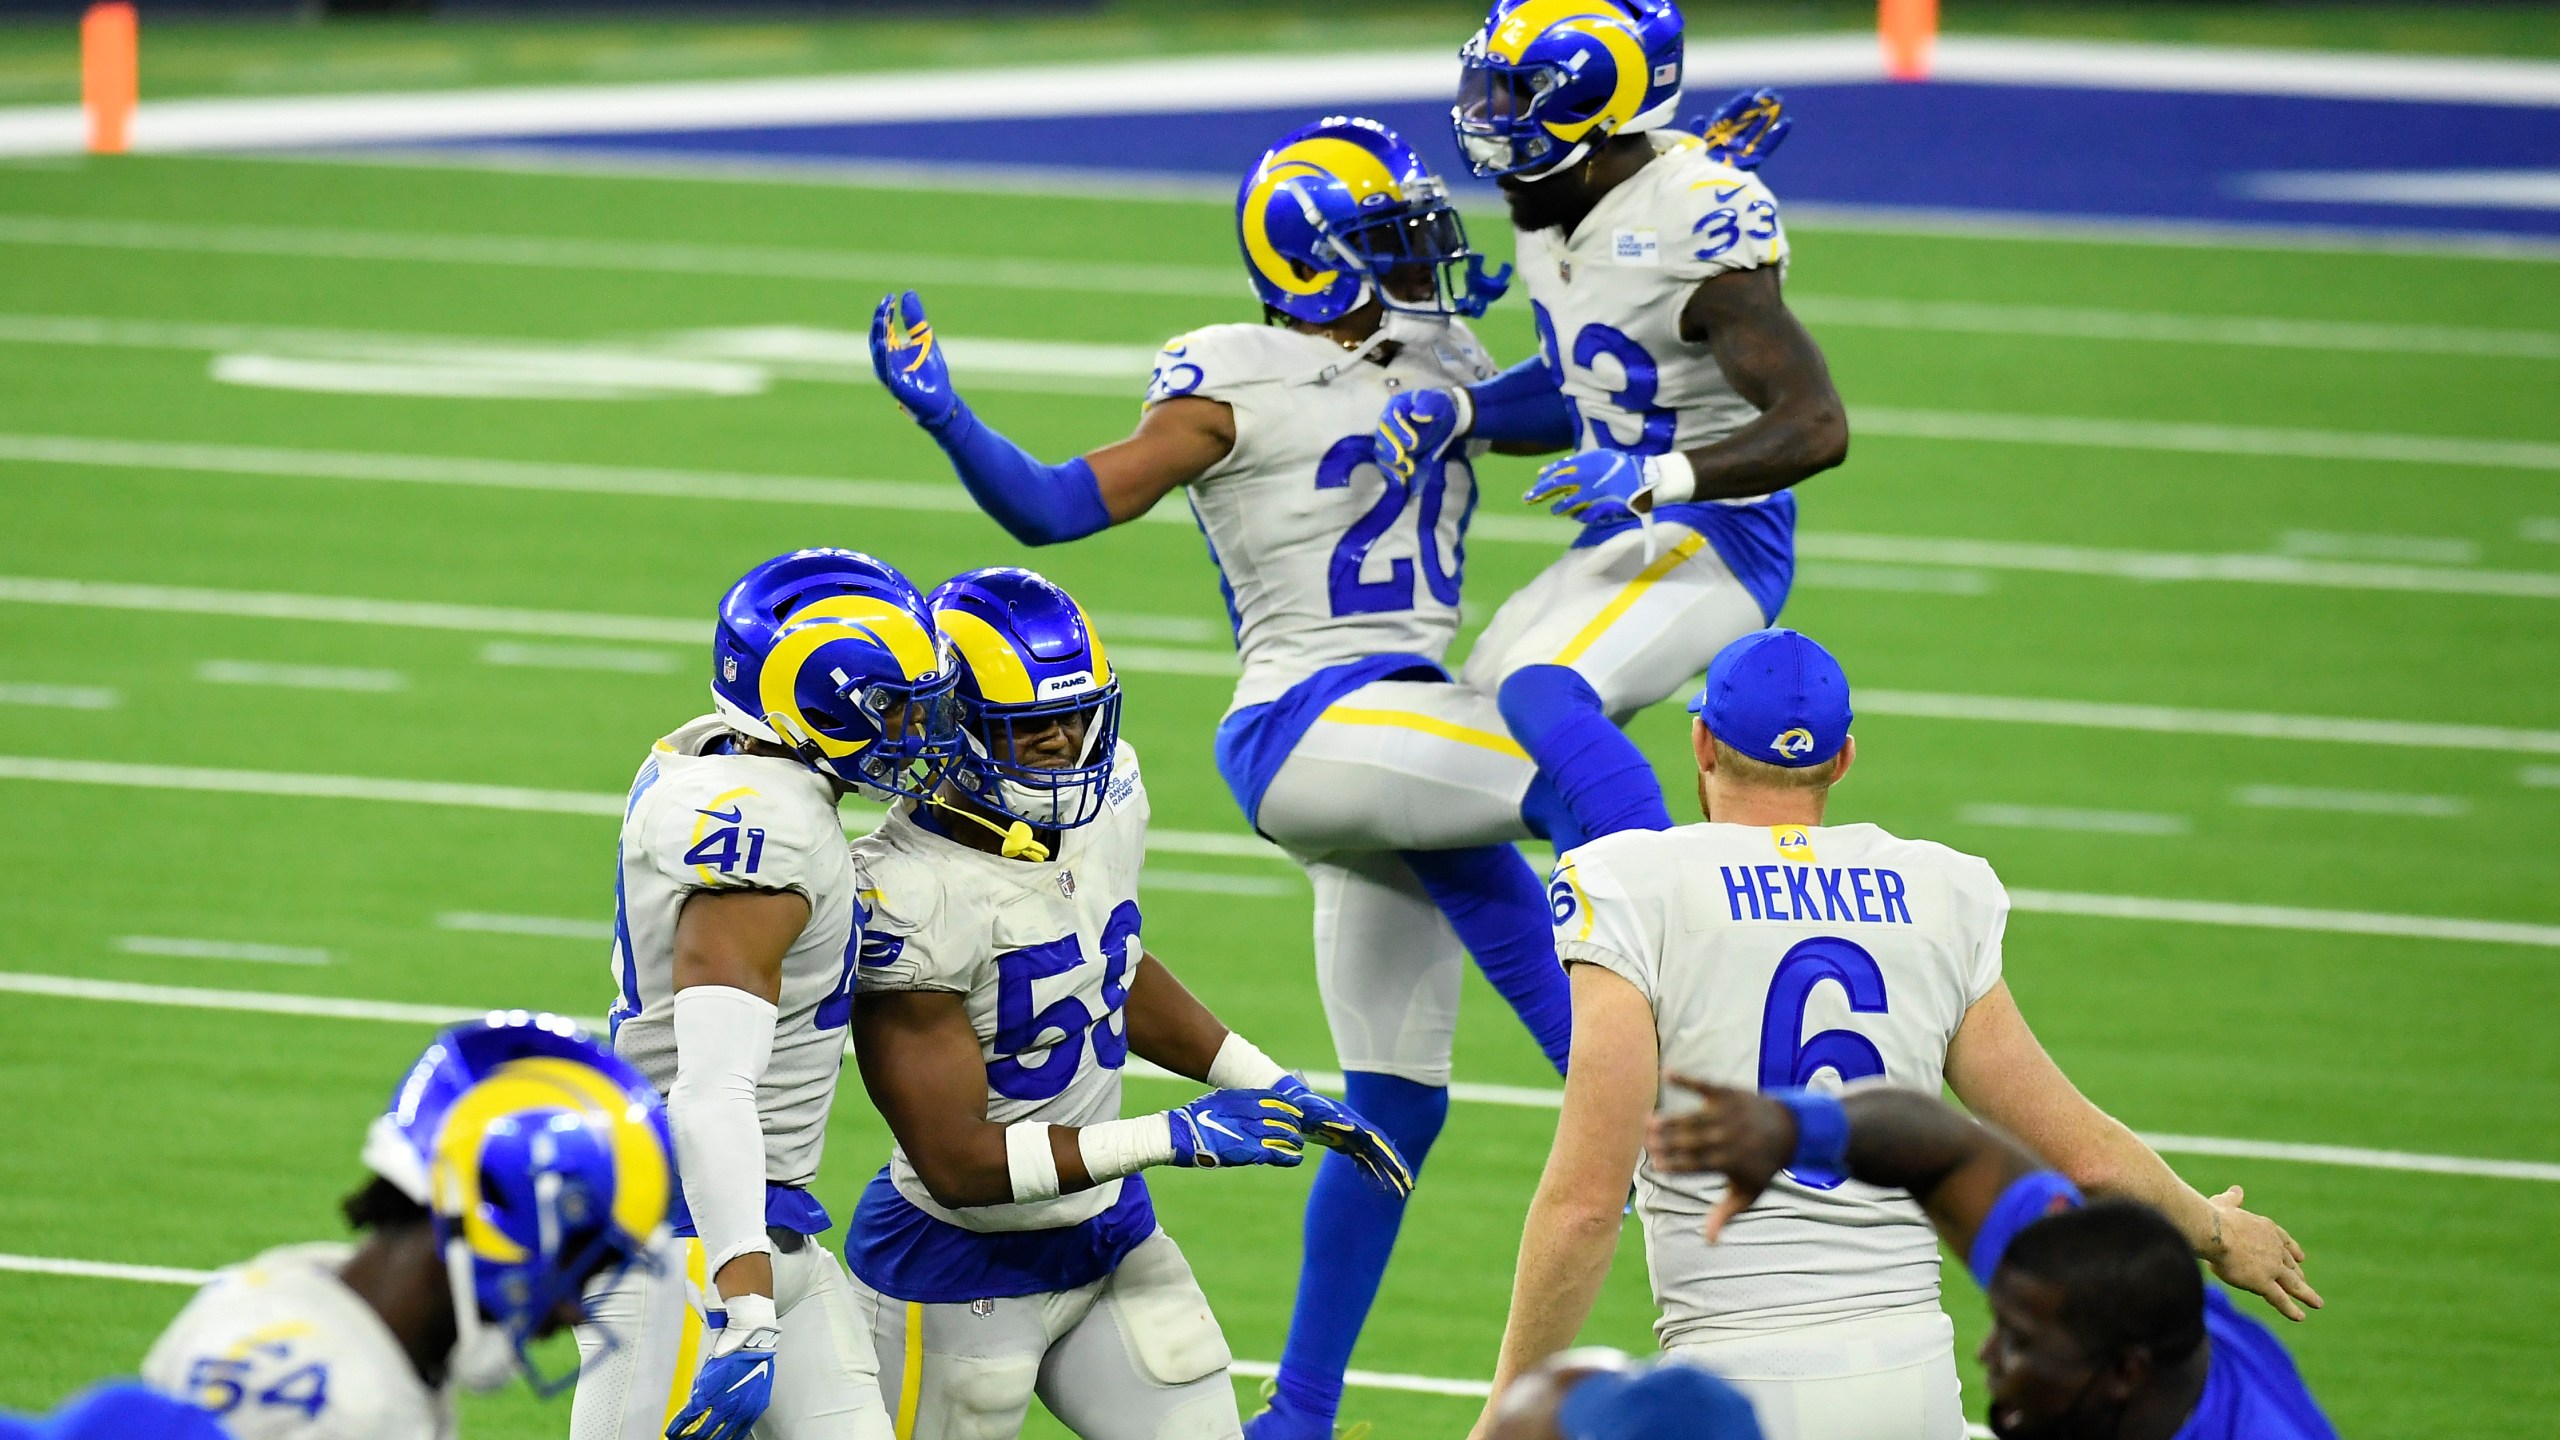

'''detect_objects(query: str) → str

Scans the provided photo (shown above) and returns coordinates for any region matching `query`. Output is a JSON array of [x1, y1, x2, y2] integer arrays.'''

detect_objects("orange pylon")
[[1881, 0, 1936, 81], [83, 1, 137, 155]]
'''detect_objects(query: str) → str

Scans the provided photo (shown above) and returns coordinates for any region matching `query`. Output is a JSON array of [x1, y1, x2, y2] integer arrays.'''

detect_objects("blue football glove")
[[1271, 1075, 1414, 1198], [1453, 253, 1514, 318], [869, 288, 961, 430], [1524, 449, 1655, 526], [1168, 1088, 1305, 1169], [1373, 388, 1467, 485], [1693, 88, 1791, 171], [665, 1294, 778, 1440]]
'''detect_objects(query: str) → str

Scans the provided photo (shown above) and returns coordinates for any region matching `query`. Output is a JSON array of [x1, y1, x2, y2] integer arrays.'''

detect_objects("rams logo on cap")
[[1771, 727, 1816, 761]]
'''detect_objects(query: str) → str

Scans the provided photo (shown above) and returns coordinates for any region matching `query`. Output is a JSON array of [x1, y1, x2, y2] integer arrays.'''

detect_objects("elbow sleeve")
[[669, 984, 779, 1283], [932, 402, 1114, 545], [1464, 357, 1579, 450]]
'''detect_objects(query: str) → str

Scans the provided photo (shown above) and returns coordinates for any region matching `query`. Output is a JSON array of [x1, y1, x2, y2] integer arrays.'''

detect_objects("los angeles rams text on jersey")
[[143, 1244, 454, 1440], [1156, 323, 1500, 712]]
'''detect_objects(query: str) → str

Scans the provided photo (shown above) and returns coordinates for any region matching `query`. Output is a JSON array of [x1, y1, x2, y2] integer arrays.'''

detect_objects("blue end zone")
[[418, 81, 2560, 241]]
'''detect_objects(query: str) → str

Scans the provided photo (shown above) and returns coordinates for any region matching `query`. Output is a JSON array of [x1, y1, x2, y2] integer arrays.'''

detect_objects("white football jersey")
[[1551, 821, 2007, 1346], [1150, 321, 1501, 711], [852, 740, 1152, 1233], [609, 714, 861, 1195], [1515, 131, 1790, 457], [142, 1243, 453, 1440]]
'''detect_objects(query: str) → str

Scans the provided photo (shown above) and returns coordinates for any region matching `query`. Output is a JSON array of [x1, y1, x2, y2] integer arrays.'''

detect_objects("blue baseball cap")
[[1687, 628, 1852, 769], [1557, 1363, 1764, 1440]]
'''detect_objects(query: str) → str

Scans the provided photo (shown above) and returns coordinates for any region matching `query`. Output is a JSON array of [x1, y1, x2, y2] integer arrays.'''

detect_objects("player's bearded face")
[[1498, 171, 1585, 235]]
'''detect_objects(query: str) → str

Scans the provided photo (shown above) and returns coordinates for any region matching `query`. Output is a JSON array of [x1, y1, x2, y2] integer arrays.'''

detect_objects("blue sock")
[[1400, 845, 1572, 1075], [1498, 665, 1674, 854], [1261, 1074, 1450, 1438]]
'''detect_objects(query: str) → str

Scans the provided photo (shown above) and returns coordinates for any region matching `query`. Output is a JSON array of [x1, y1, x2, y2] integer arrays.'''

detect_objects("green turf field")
[[0, 144, 2555, 1440]]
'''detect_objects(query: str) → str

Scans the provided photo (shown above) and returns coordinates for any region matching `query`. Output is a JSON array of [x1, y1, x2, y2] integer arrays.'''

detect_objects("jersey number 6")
[[1757, 936, 1888, 1190]]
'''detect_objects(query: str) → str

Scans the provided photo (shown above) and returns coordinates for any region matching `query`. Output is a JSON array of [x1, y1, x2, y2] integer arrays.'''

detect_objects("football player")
[[1482, 630, 2319, 1440], [142, 1013, 673, 1439], [870, 118, 1672, 1440], [843, 567, 1411, 1440], [1649, 1082, 2338, 1440], [573, 550, 955, 1440], [1375, 0, 1844, 868]]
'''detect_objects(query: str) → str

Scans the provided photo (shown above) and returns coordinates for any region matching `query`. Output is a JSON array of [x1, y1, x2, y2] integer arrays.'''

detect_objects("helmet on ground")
[[361, 1012, 672, 1397], [1454, 0, 1685, 180], [927, 567, 1122, 830], [710, 548, 961, 801], [1236, 115, 1506, 323]]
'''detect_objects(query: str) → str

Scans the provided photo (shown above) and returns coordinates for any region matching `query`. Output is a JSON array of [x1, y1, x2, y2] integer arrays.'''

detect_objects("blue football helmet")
[[1455, 0, 1686, 180], [1236, 115, 1509, 324], [363, 1012, 673, 1396], [928, 567, 1122, 830], [710, 548, 961, 801]]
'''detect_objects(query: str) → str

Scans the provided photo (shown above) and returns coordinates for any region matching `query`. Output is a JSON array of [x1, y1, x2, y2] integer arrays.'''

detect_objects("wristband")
[[1770, 1087, 1850, 1183], [1448, 385, 1476, 439], [1005, 1121, 1061, 1203], [1076, 1113, 1177, 1183], [1205, 1032, 1288, 1092], [1644, 449, 1697, 505]]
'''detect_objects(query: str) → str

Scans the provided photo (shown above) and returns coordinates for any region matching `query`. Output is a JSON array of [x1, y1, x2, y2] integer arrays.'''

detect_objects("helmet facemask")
[[1455, 52, 1584, 179], [950, 684, 1122, 831]]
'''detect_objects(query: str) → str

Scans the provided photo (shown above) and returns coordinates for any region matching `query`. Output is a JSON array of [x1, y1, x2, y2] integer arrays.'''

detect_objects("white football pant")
[[1665, 1312, 1967, 1440]]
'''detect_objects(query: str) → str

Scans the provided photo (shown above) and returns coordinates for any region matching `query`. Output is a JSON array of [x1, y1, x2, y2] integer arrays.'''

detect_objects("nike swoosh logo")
[[726, 1360, 771, 1392], [1713, 184, 1745, 201], [696, 805, 743, 823], [1200, 1115, 1243, 1141]]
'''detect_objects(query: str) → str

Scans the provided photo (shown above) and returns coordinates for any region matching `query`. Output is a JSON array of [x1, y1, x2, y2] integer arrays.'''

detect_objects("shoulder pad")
[[1148, 324, 1317, 404]]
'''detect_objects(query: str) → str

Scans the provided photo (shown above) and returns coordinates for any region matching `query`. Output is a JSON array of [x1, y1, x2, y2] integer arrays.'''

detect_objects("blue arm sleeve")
[[1968, 1171, 2085, 1288], [928, 400, 1113, 546], [1463, 357, 1579, 450]]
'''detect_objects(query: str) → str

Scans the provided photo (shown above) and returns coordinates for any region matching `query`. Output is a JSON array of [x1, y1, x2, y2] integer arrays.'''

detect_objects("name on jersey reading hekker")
[[1720, 864, 1913, 924]]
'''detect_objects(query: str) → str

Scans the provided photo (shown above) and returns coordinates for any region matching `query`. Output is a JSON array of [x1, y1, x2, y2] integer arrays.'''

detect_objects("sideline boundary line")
[[6, 972, 2556, 1183]]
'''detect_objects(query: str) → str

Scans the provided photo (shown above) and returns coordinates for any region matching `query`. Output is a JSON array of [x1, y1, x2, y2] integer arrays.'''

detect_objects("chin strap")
[[927, 796, 1050, 861]]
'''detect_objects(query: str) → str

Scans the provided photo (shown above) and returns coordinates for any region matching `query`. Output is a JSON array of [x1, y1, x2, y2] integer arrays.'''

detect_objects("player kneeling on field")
[[143, 1014, 674, 1439], [843, 567, 1411, 1440], [1649, 1082, 2337, 1440]]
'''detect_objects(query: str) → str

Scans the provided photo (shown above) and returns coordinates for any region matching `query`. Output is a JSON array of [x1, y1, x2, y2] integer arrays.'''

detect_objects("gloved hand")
[[869, 289, 962, 431], [665, 1292, 779, 1440], [1523, 449, 1658, 526], [1454, 253, 1514, 318], [1694, 88, 1791, 171], [1167, 1089, 1306, 1169], [1272, 1076, 1414, 1197], [1372, 388, 1468, 485]]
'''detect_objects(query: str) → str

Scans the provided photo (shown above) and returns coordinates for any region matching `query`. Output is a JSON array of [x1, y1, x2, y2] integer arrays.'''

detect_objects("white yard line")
[[115, 936, 331, 966], [2523, 766, 2560, 789], [1954, 804, 2190, 836], [13, 433, 2560, 601], [2273, 530, 2481, 565], [1860, 689, 2560, 755], [1854, 406, 2560, 473], [1140, 870, 1302, 898], [2231, 785, 2470, 817], [7, 971, 2557, 1186], [0, 682, 117, 709], [436, 912, 614, 941], [2007, 889, 2560, 948], [479, 640, 682, 674], [1787, 296, 2560, 361], [197, 659, 407, 692]]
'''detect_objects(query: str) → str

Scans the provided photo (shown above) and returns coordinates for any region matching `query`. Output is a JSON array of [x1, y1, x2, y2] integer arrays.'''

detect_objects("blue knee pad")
[[1400, 845, 1571, 1075], [1498, 665, 1674, 854], [1257, 1074, 1450, 1439]]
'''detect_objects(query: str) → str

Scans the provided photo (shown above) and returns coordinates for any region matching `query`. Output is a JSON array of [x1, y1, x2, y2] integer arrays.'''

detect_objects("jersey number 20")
[[1757, 935, 1888, 1190], [1314, 435, 1470, 617]]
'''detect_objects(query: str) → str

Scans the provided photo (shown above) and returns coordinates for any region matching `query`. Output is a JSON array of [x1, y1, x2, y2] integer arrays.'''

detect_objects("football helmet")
[[710, 548, 961, 801], [1454, 0, 1686, 180], [928, 567, 1122, 831], [362, 1012, 672, 1396], [1236, 115, 1509, 324]]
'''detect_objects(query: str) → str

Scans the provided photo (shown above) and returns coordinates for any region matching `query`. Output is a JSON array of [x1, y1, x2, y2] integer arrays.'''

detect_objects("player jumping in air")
[[869, 115, 1696, 1440], [144, 1014, 674, 1439], [1650, 1082, 2338, 1439], [843, 566, 1410, 1440], [1485, 629, 2319, 1440], [573, 549, 958, 1440], [1375, 0, 1842, 856]]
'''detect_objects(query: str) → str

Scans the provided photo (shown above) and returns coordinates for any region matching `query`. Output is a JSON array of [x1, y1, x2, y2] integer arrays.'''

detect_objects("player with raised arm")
[[572, 550, 958, 1440], [1649, 1082, 2337, 1440], [1480, 629, 2318, 1440], [843, 567, 1410, 1440], [1375, 0, 1843, 843], [869, 117, 1676, 1440], [143, 1014, 674, 1439]]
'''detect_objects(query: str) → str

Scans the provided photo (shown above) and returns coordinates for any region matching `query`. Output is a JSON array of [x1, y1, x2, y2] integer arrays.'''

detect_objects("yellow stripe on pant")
[[1316, 706, 1529, 759], [1552, 531, 1708, 666], [661, 1238, 710, 1434], [895, 1300, 925, 1440]]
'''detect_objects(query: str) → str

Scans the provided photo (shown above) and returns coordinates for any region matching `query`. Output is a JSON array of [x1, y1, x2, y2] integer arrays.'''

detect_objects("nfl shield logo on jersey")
[[1058, 870, 1076, 899]]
